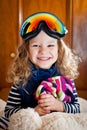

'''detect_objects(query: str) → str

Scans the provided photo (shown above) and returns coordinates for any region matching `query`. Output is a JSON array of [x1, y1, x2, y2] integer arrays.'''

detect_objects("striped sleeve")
[[0, 85, 22, 129], [63, 81, 80, 113], [4, 85, 22, 118], [0, 117, 9, 130]]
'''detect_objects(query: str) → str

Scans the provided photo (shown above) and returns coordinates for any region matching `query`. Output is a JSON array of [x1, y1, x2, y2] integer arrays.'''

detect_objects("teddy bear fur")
[[8, 107, 42, 130], [0, 98, 87, 130]]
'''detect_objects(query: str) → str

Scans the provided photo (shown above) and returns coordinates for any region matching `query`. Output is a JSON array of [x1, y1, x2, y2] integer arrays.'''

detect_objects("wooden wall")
[[73, 0, 87, 99], [0, 0, 87, 100]]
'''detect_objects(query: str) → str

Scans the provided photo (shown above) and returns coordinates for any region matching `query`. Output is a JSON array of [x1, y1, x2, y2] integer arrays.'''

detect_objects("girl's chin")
[[36, 64, 52, 69]]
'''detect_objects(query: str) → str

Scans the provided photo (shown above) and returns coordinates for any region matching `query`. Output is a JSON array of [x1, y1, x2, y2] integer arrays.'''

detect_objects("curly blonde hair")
[[57, 39, 81, 80], [7, 39, 81, 85]]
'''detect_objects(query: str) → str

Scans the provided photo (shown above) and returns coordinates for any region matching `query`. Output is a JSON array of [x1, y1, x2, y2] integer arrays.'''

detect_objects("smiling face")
[[28, 31, 58, 69]]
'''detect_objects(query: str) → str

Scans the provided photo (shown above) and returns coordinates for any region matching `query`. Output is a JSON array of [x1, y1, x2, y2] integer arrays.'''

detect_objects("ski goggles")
[[20, 12, 68, 40]]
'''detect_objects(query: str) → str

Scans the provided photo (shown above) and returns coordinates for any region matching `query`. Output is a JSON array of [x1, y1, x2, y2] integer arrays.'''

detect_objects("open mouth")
[[37, 57, 51, 61]]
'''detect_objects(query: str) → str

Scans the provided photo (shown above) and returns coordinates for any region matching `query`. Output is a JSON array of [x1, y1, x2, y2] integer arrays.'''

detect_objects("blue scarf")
[[18, 63, 60, 108]]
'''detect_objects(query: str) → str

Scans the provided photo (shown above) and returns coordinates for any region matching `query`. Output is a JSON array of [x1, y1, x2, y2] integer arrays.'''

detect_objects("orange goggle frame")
[[20, 12, 68, 40]]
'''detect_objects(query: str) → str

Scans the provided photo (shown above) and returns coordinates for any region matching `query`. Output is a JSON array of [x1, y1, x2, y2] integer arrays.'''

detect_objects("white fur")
[[8, 108, 42, 130], [0, 99, 6, 116], [78, 97, 87, 113], [41, 112, 87, 130], [0, 97, 87, 130]]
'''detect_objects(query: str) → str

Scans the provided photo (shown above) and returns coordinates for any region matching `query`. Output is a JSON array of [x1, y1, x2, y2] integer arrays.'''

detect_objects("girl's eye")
[[32, 44, 40, 47], [48, 44, 55, 47]]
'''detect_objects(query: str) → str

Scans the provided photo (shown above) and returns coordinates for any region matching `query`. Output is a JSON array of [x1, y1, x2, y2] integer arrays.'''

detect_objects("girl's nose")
[[39, 46, 47, 54]]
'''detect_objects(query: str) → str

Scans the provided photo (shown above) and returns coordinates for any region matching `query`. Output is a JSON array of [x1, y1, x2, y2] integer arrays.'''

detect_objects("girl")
[[0, 12, 80, 129]]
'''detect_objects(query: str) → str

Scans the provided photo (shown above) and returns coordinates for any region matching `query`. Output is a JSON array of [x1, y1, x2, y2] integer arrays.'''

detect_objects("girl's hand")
[[34, 104, 50, 116], [38, 94, 64, 112]]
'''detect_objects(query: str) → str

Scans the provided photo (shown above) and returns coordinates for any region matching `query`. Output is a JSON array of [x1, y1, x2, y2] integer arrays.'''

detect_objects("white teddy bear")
[[0, 98, 87, 130]]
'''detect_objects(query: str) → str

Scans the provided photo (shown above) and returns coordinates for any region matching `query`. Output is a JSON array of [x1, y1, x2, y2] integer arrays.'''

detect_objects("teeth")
[[38, 57, 50, 60]]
